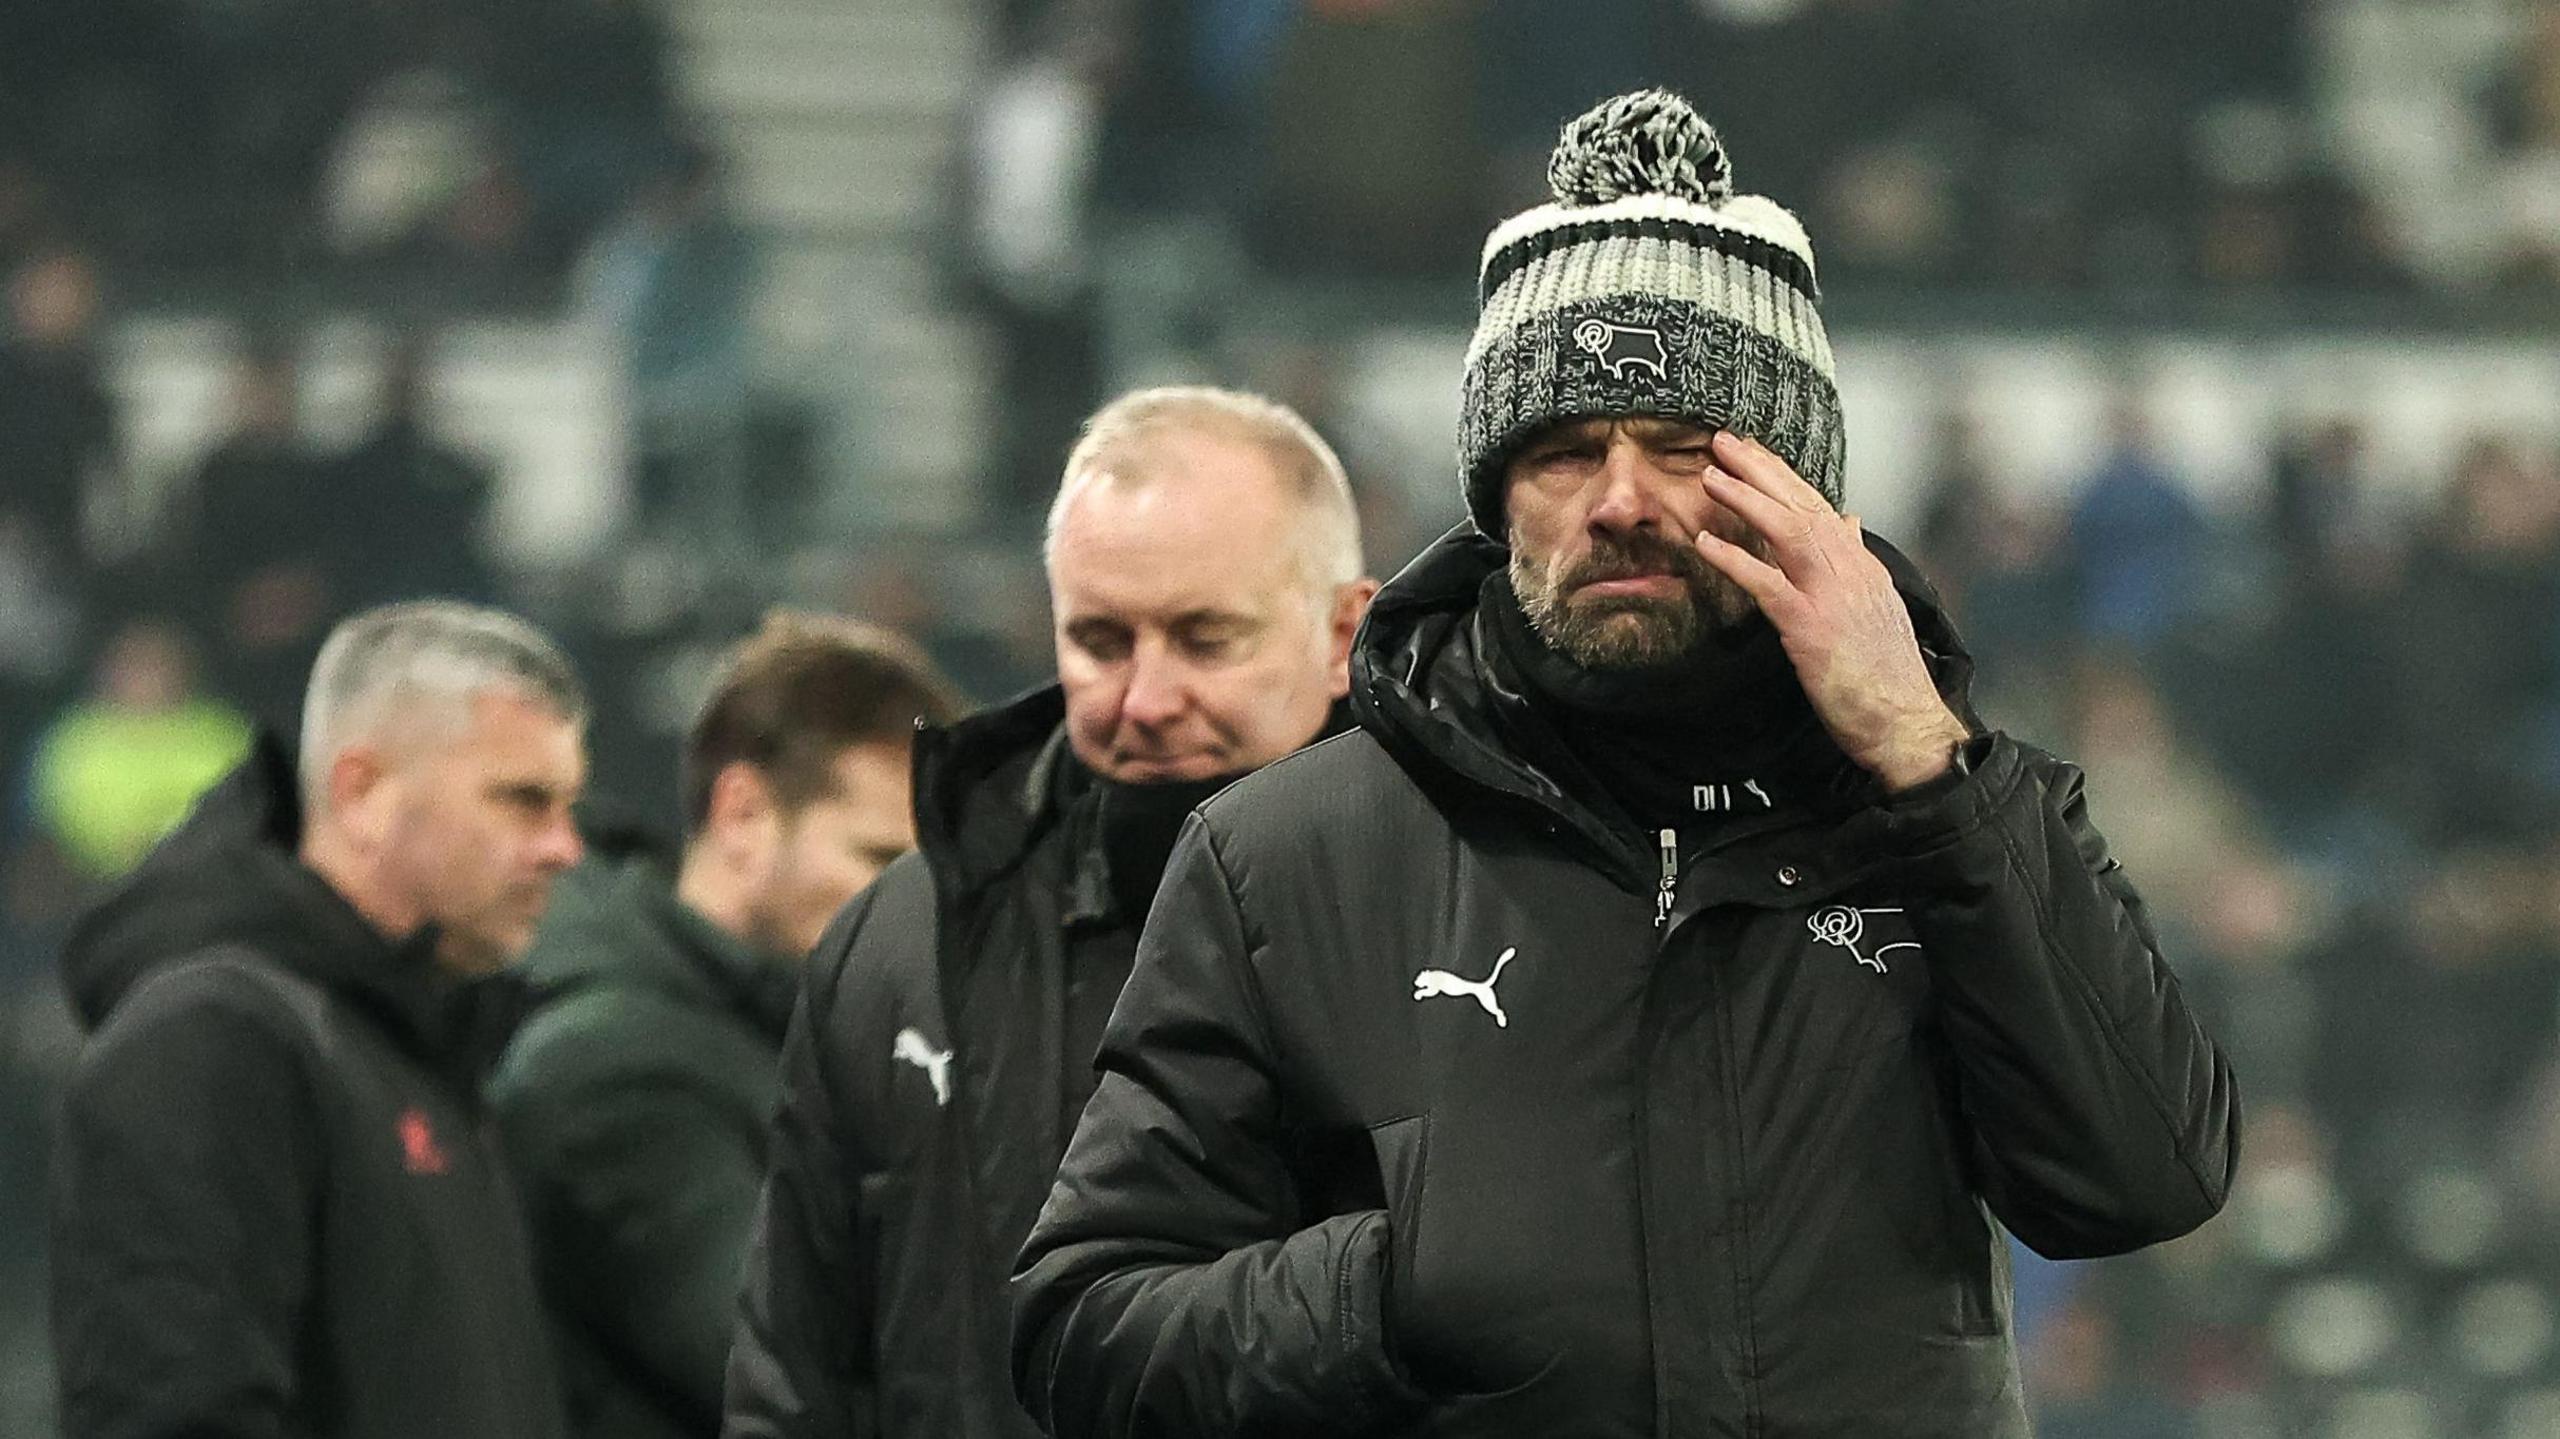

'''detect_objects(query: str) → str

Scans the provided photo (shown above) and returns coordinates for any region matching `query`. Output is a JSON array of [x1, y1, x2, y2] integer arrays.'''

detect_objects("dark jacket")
[[51, 736, 566, 1439], [491, 836, 800, 1439], [723, 688, 1152, 1439], [1011, 528, 2241, 1438]]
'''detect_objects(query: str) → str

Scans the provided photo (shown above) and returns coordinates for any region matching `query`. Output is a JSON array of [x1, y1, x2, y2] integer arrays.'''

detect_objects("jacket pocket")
[[1367, 1113, 1575, 1424], [1912, 1053, 2005, 1339], [1366, 1113, 1430, 1379], [858, 1169, 974, 1435]]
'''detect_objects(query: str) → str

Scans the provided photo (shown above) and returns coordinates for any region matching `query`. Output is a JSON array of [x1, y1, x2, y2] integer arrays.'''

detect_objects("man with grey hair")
[[723, 385, 1376, 1438], [53, 600, 588, 1439]]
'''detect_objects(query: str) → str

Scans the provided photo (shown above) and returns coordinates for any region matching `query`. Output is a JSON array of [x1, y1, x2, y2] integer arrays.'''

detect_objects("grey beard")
[[1508, 546, 1755, 672]]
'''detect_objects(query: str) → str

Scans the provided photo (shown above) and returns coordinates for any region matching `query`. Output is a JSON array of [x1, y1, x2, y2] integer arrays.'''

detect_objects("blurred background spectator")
[[5, 1, 2560, 1436], [577, 137, 759, 571], [324, 332, 503, 612], [0, 247, 114, 584], [178, 340, 335, 726], [26, 617, 249, 887]]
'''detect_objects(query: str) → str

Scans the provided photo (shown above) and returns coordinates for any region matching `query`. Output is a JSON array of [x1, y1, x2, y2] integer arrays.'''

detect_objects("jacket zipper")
[[1649, 833, 1770, 1435], [1655, 828, 1678, 929]]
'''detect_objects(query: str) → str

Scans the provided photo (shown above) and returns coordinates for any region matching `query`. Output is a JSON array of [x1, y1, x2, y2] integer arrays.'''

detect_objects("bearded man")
[[1009, 90, 2238, 1439]]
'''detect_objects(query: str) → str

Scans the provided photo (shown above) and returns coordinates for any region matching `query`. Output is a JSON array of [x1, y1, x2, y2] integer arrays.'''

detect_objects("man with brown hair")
[[491, 611, 961, 1439]]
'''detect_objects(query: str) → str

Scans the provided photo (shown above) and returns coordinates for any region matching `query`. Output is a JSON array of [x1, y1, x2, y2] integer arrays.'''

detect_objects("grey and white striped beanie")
[[1460, 89, 1845, 540]]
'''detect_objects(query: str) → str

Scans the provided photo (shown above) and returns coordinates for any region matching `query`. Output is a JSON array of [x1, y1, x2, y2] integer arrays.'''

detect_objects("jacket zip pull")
[[1655, 828, 1678, 929]]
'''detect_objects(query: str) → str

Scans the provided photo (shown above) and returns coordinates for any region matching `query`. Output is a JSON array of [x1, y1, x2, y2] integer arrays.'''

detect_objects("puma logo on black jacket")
[[1011, 526, 2239, 1437]]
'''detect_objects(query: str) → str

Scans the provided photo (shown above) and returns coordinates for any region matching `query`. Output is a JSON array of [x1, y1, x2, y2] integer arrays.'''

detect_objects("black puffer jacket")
[[1011, 528, 2240, 1438], [723, 688, 1167, 1439], [51, 736, 565, 1439]]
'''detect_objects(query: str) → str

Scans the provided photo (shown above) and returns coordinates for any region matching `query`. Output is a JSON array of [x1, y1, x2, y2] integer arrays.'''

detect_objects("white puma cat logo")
[[1413, 948, 1518, 1028], [892, 1027, 953, 1106]]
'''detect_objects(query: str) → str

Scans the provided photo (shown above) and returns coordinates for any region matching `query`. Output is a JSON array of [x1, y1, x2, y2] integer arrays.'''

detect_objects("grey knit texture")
[[1546, 89, 1735, 207], [1461, 295, 1847, 539], [1461, 89, 1844, 541]]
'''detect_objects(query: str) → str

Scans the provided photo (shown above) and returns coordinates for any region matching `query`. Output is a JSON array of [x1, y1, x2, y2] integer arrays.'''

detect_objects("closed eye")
[[492, 782, 564, 814], [1064, 619, 1133, 663], [1523, 440, 1605, 468], [1172, 613, 1257, 662]]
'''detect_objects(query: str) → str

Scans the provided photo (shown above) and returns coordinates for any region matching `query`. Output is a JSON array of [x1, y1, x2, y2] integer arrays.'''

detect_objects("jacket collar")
[[534, 829, 802, 1043], [911, 684, 1078, 905], [913, 684, 1360, 927], [661, 888, 802, 1040]]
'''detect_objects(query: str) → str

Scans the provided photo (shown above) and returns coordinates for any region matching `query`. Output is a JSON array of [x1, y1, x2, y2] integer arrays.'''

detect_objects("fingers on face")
[[1692, 526, 1797, 616], [1697, 434, 1874, 608], [1710, 431, 1833, 513], [1700, 463, 1817, 562], [1699, 477, 1877, 615]]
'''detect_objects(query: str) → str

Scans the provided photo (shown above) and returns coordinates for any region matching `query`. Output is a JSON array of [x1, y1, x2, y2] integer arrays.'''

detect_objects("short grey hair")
[[1043, 385, 1364, 592], [298, 601, 587, 805]]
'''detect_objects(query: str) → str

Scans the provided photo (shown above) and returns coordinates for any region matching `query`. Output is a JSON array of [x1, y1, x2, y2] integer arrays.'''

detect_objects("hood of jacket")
[[61, 731, 527, 1079]]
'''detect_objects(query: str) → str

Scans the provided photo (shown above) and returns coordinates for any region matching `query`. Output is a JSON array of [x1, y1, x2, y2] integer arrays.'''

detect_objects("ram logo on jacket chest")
[[1805, 905, 1922, 974]]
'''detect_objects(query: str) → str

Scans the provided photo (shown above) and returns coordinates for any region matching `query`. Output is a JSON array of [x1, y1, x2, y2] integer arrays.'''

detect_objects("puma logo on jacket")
[[1011, 529, 2238, 1438]]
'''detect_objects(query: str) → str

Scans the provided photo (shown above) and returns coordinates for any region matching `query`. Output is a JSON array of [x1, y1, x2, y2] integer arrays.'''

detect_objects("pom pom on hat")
[[1545, 89, 1735, 208]]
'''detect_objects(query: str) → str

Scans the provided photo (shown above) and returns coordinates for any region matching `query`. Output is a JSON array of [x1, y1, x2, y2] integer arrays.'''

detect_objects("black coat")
[[51, 736, 566, 1439], [723, 688, 1151, 1439], [1011, 528, 2240, 1438]]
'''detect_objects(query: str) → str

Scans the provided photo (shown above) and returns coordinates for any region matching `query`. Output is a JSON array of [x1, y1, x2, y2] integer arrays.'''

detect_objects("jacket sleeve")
[[722, 899, 881, 1439], [491, 1023, 765, 1427], [1010, 819, 1421, 1439], [51, 971, 318, 1439], [1882, 733, 2240, 1259]]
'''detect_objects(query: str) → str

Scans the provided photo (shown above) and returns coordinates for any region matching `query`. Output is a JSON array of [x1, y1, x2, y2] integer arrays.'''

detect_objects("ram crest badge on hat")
[[1574, 319, 1670, 381]]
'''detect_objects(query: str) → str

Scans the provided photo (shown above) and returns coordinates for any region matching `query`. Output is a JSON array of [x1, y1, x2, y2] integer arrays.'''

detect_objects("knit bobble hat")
[[1459, 89, 1846, 541]]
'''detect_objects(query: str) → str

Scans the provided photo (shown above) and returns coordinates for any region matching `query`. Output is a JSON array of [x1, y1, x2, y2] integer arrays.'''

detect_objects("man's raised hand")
[[1691, 430, 1969, 792]]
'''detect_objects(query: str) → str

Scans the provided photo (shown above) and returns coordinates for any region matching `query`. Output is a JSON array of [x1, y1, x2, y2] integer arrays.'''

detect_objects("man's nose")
[[538, 813, 584, 871], [1120, 641, 1191, 729], [1585, 437, 1667, 534]]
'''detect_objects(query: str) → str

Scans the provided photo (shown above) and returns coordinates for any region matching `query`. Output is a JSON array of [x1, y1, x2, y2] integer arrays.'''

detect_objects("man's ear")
[[1327, 577, 1381, 697], [326, 744, 395, 851], [703, 761, 781, 863]]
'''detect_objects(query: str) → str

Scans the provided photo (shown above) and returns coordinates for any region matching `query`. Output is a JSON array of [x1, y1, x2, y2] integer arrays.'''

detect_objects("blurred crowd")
[[972, 0, 2560, 295], [5, 0, 2560, 1436], [9, 351, 2559, 1435], [0, 0, 683, 294], [1909, 412, 2560, 1437], [960, 0, 2560, 516]]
